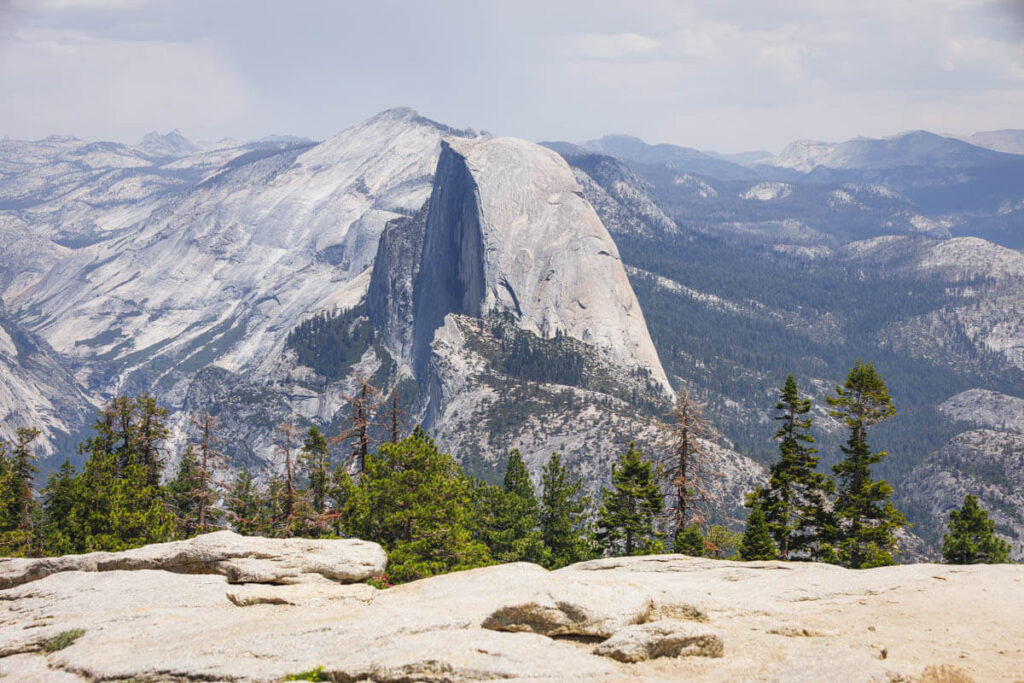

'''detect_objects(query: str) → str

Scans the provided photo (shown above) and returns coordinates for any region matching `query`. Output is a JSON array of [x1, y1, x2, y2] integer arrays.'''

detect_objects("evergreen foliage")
[[41, 396, 177, 553], [301, 426, 331, 524], [350, 427, 491, 582], [675, 524, 705, 557], [225, 467, 265, 536], [285, 305, 376, 382], [739, 505, 780, 561], [472, 450, 546, 563], [826, 360, 907, 568], [166, 447, 206, 538], [0, 427, 40, 556], [749, 375, 834, 560], [941, 494, 1011, 564], [539, 453, 595, 568], [595, 443, 664, 556]]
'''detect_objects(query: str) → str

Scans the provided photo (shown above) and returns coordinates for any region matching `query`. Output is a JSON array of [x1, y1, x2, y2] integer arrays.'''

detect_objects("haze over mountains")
[[0, 110, 1022, 559]]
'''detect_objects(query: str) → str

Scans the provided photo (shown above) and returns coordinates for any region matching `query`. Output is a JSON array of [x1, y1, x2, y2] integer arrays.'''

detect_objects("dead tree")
[[190, 411, 222, 532], [330, 377, 384, 474], [277, 422, 300, 528], [659, 388, 722, 540]]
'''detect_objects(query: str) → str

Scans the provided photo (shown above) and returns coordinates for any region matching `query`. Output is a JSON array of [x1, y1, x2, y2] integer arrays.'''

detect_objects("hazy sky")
[[1, 0, 1022, 152]]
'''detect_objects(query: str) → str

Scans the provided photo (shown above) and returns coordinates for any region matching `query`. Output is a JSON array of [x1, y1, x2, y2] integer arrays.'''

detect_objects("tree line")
[[0, 362, 1012, 580]]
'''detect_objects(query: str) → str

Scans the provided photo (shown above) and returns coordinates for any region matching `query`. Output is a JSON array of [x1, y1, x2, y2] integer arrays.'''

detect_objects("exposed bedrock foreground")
[[1, 534, 1021, 681]]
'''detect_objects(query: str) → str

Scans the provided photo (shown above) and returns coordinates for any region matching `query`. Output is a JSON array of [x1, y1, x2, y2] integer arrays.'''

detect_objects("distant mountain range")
[[1, 113, 1022, 559]]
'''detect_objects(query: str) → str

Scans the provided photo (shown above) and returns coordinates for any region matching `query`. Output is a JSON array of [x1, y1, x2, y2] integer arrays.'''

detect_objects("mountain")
[[772, 130, 1019, 172], [579, 135, 759, 180], [961, 129, 1024, 155], [3, 111, 1023, 558], [138, 129, 201, 158], [0, 309, 95, 458]]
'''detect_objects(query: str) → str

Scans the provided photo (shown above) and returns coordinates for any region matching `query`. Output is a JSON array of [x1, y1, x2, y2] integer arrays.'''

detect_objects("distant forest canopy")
[[2, 362, 1013, 577]]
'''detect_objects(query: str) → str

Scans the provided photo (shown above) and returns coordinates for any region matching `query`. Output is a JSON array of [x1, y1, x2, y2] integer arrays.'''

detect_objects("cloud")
[[0, 28, 250, 141], [575, 32, 660, 60]]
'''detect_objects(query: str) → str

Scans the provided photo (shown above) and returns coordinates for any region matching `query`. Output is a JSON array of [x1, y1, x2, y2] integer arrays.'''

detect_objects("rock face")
[[593, 620, 724, 662], [0, 530, 386, 590], [901, 429, 1024, 561], [2, 545, 1021, 682], [411, 137, 670, 393]]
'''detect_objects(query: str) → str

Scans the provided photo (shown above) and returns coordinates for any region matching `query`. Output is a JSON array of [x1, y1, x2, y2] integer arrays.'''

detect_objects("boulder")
[[481, 580, 654, 637], [593, 621, 724, 662], [0, 530, 386, 589]]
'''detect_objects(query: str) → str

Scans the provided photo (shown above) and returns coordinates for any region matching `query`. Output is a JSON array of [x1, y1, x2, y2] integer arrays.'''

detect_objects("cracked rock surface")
[[1, 544, 1022, 681]]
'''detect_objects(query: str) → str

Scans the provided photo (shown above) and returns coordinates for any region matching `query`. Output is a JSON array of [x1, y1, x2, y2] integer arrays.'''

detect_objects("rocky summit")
[[1, 536, 1021, 682]]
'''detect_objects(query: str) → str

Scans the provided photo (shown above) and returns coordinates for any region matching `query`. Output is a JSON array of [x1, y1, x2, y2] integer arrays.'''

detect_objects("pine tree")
[[331, 377, 383, 475], [473, 450, 545, 563], [189, 411, 222, 533], [595, 443, 664, 556], [675, 524, 705, 557], [750, 375, 834, 560], [69, 398, 176, 551], [355, 427, 491, 582], [300, 426, 331, 533], [942, 494, 1011, 564], [226, 467, 265, 535], [0, 428, 40, 556], [661, 389, 720, 546], [40, 459, 78, 555], [275, 422, 300, 533], [739, 505, 780, 561], [166, 446, 204, 537], [827, 360, 906, 568], [539, 452, 594, 568]]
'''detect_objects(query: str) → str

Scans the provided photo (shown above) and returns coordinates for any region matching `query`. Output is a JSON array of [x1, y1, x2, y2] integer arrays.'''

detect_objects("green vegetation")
[[827, 360, 907, 568], [4, 356, 1001, 578], [283, 666, 328, 681], [738, 505, 780, 561], [747, 375, 834, 561], [285, 305, 377, 383], [942, 494, 1011, 564], [595, 443, 664, 556], [539, 453, 596, 568], [43, 628, 85, 653]]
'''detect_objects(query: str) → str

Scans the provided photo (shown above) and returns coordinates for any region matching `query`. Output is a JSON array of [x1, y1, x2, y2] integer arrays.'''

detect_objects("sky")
[[0, 0, 1022, 152]]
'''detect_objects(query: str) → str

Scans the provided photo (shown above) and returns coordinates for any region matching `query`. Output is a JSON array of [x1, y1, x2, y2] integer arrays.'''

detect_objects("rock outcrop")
[[0, 530, 386, 590], [2, 542, 1021, 682], [410, 137, 671, 393]]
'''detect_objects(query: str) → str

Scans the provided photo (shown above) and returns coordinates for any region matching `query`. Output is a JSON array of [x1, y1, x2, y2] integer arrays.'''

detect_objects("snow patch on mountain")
[[740, 182, 792, 201]]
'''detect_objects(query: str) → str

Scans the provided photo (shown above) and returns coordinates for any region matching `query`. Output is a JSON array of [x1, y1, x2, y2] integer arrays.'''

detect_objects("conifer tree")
[[355, 427, 490, 582], [0, 428, 40, 555], [301, 426, 331, 516], [750, 375, 834, 560], [827, 360, 906, 568], [190, 411, 221, 533], [68, 398, 176, 551], [275, 422, 300, 533], [942, 494, 1011, 564], [473, 450, 545, 563], [595, 443, 664, 556], [40, 459, 78, 555], [739, 505, 780, 561], [539, 452, 594, 568], [226, 467, 265, 535], [166, 446, 204, 537], [331, 378, 383, 475], [661, 389, 720, 547], [675, 524, 705, 557]]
